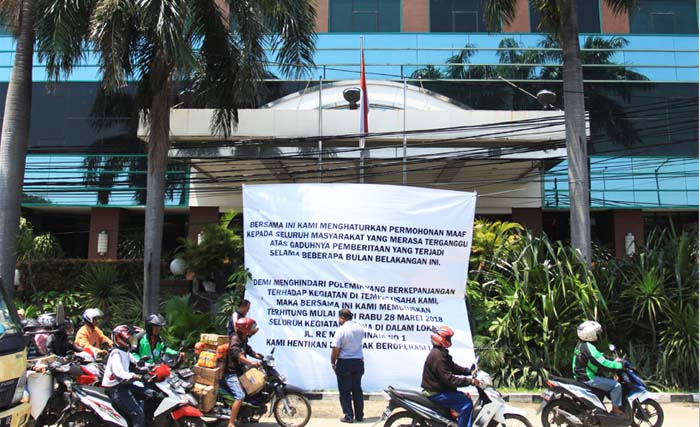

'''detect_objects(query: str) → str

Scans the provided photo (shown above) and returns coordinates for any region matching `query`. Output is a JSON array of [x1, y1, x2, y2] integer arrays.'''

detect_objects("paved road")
[[237, 400, 698, 427]]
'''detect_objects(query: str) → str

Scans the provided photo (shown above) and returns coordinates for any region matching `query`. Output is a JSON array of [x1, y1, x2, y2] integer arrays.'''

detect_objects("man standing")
[[331, 308, 364, 423]]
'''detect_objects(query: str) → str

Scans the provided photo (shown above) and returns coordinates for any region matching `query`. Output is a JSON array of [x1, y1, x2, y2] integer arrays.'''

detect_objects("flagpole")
[[402, 78, 407, 185], [359, 35, 366, 184], [318, 76, 323, 181]]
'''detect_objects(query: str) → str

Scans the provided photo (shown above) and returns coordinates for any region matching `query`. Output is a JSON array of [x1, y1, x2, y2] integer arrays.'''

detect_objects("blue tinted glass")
[[547, 157, 699, 208], [431, 0, 489, 32], [329, 0, 399, 32], [630, 0, 699, 34]]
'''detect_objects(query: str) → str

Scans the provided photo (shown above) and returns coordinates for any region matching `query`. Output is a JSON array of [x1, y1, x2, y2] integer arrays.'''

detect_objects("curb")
[[305, 391, 700, 404]]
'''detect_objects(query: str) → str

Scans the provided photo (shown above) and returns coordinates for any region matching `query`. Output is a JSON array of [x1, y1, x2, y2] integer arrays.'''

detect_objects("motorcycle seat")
[[81, 385, 110, 400], [550, 376, 607, 399], [390, 388, 443, 410]]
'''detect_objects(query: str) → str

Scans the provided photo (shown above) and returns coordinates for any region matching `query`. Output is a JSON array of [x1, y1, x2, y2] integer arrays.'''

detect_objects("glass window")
[[629, 0, 699, 34], [431, 0, 490, 32], [329, 0, 401, 32], [530, 0, 601, 33]]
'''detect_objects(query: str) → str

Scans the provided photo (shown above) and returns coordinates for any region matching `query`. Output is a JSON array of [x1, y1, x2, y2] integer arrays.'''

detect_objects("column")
[[315, 0, 329, 32], [601, 2, 630, 33], [188, 207, 220, 243], [503, 0, 530, 32], [88, 208, 123, 259], [511, 208, 543, 236], [402, 0, 429, 32], [613, 210, 644, 258]]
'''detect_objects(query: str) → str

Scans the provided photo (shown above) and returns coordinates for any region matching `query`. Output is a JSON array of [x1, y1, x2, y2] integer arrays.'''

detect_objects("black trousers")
[[336, 358, 364, 420], [107, 383, 145, 427]]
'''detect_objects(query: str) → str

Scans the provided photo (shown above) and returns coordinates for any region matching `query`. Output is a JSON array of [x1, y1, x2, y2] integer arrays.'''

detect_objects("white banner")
[[243, 184, 477, 391]]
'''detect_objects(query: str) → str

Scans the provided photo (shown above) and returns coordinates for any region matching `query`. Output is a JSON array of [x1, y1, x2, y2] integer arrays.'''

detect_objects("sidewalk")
[[306, 391, 700, 403]]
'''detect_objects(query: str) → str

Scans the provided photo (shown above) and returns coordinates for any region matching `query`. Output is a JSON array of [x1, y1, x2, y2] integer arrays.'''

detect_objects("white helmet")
[[38, 313, 56, 329], [82, 308, 104, 325], [577, 320, 602, 342]]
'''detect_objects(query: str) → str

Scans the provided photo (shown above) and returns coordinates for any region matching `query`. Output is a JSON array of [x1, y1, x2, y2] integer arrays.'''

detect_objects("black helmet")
[[145, 313, 167, 334], [22, 318, 40, 331]]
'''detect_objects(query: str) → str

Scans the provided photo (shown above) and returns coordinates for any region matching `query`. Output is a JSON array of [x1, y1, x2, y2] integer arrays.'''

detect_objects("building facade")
[[2, 0, 697, 259]]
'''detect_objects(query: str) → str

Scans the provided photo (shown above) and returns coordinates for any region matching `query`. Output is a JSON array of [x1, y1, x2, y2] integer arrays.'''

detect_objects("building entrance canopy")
[[140, 80, 582, 213]]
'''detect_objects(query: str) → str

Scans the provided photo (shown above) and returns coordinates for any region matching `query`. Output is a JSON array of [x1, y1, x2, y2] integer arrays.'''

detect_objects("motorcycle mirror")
[[56, 303, 65, 326], [608, 344, 616, 352]]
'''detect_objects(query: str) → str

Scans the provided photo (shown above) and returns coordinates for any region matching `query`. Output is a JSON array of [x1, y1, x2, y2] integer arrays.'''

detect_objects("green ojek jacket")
[[572, 341, 623, 381], [134, 335, 178, 364]]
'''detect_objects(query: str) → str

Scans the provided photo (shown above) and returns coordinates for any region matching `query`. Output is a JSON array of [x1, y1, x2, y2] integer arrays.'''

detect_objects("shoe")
[[355, 417, 363, 422], [340, 416, 353, 423], [610, 406, 625, 417]]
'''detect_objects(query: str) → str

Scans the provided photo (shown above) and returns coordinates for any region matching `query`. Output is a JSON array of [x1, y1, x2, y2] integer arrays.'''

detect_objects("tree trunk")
[[143, 68, 171, 318], [559, 0, 591, 264], [0, 0, 36, 298]]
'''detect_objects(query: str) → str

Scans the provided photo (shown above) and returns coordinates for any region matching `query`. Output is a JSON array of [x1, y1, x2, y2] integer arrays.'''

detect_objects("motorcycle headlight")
[[279, 374, 287, 384], [11, 374, 27, 405]]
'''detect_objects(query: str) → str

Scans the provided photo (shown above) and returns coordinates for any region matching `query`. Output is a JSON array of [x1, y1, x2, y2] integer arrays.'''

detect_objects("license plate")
[[381, 407, 393, 420], [0, 416, 10, 427], [541, 390, 554, 401]]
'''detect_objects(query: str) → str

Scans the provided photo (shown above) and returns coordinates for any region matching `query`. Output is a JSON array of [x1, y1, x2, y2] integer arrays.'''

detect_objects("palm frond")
[[90, 0, 140, 90], [604, 0, 637, 16], [0, 0, 23, 35], [260, 0, 317, 78], [483, 0, 519, 32], [36, 0, 94, 81]]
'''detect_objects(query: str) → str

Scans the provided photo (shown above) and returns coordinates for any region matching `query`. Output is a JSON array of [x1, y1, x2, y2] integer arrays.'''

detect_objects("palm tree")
[[485, 0, 635, 264], [0, 0, 37, 298], [40, 1, 316, 316]]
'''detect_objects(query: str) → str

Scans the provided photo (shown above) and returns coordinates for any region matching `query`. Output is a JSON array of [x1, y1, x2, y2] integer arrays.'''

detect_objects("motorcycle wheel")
[[488, 414, 534, 427], [61, 411, 102, 427], [176, 416, 206, 427], [541, 399, 580, 427], [273, 392, 312, 427], [632, 399, 664, 427], [383, 411, 428, 427]]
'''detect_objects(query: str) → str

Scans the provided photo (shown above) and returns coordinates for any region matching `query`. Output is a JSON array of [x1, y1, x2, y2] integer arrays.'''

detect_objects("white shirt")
[[102, 348, 138, 387], [332, 320, 364, 359]]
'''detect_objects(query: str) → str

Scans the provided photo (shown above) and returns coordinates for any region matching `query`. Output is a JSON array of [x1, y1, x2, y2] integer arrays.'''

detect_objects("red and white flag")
[[359, 37, 369, 148]]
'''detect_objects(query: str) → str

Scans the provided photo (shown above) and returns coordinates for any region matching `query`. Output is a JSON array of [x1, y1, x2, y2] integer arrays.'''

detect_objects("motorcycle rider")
[[224, 317, 263, 427], [227, 299, 251, 337], [75, 308, 113, 356], [102, 325, 146, 427], [573, 320, 624, 416], [46, 318, 82, 357], [422, 325, 480, 427], [134, 313, 181, 364]]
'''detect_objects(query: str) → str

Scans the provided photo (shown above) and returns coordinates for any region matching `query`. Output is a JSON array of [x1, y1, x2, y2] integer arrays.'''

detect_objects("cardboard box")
[[193, 383, 218, 413], [193, 366, 223, 386], [240, 368, 265, 395], [200, 333, 229, 346]]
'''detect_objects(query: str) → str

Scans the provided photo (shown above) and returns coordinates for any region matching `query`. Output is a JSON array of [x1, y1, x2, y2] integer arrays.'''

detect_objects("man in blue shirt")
[[331, 308, 364, 423]]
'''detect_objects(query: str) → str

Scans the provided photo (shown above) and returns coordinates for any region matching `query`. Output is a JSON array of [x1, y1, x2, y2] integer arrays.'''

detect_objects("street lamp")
[[343, 87, 360, 110]]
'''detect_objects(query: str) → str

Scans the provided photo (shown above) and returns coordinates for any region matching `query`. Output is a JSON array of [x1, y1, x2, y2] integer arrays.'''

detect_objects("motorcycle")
[[382, 360, 533, 427], [187, 348, 311, 427], [27, 352, 103, 426], [56, 363, 205, 427], [539, 345, 663, 427]]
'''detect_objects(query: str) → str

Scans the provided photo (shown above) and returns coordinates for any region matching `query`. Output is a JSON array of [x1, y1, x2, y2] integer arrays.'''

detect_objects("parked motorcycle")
[[57, 363, 205, 427], [189, 349, 311, 427], [383, 361, 533, 427], [539, 345, 663, 427], [27, 353, 102, 427]]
